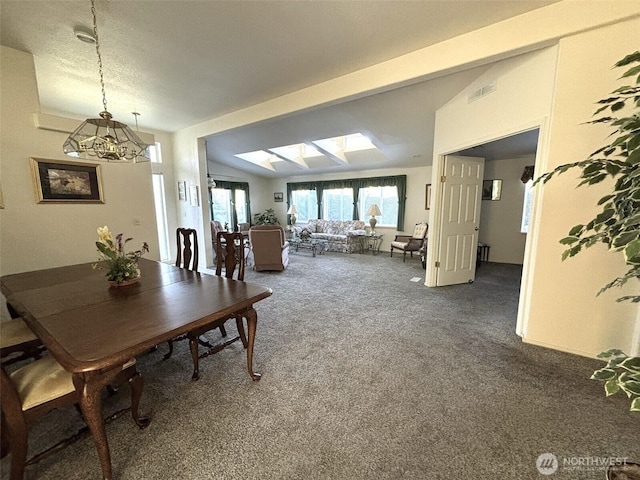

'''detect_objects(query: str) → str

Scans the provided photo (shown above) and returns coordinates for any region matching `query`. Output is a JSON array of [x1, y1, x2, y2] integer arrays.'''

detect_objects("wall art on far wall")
[[274, 192, 283, 202], [425, 184, 432, 210], [178, 181, 186, 201], [482, 179, 503, 201], [189, 185, 200, 207], [30, 157, 103, 204]]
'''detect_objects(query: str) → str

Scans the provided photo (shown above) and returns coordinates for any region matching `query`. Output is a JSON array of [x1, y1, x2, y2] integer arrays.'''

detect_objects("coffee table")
[[289, 237, 329, 257]]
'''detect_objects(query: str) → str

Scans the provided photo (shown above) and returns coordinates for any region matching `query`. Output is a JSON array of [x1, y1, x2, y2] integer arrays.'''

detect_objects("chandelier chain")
[[90, 0, 108, 113]]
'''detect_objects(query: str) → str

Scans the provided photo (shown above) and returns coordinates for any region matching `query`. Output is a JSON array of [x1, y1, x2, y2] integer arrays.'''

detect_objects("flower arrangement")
[[298, 227, 312, 241], [94, 226, 149, 283]]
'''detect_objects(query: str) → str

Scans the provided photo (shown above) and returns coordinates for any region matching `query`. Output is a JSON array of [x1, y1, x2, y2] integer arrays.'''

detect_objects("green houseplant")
[[253, 208, 279, 225], [536, 52, 640, 413]]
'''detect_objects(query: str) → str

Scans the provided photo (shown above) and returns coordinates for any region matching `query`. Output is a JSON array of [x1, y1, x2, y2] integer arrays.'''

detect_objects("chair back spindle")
[[176, 228, 199, 271]]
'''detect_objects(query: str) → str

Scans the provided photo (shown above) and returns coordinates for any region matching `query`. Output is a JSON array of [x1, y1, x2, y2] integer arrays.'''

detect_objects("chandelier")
[[63, 0, 149, 163]]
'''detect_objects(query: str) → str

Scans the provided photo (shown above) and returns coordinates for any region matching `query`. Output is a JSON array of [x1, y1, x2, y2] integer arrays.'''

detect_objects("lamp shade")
[[366, 204, 382, 216], [287, 205, 298, 215]]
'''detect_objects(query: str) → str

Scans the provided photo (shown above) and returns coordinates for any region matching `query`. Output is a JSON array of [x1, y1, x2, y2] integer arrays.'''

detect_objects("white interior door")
[[436, 155, 484, 286]]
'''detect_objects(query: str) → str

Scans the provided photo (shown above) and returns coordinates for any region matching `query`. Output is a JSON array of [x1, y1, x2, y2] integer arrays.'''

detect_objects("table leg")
[[72, 367, 125, 480], [245, 307, 261, 381]]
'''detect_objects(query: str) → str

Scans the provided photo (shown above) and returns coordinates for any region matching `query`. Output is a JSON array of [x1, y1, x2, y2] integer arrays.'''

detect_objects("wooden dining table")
[[0, 258, 273, 479]]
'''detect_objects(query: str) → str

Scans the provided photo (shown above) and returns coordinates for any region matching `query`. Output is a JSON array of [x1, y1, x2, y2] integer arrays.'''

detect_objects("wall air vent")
[[468, 80, 497, 103]]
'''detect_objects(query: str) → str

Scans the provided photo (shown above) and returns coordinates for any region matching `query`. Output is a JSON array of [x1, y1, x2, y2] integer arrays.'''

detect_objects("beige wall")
[[480, 155, 535, 265], [0, 47, 166, 277], [523, 18, 639, 357]]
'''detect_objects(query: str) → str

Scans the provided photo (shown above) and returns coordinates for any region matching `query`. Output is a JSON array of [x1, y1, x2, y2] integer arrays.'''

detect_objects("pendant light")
[[63, 0, 149, 163]]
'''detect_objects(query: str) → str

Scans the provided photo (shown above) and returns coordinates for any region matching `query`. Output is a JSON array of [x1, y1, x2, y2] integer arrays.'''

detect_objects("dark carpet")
[[2, 251, 638, 479]]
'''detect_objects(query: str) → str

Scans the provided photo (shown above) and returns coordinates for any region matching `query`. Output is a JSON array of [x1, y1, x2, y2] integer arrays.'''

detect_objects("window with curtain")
[[322, 188, 353, 221], [209, 180, 251, 230], [291, 189, 318, 223], [287, 175, 406, 230], [359, 186, 398, 227]]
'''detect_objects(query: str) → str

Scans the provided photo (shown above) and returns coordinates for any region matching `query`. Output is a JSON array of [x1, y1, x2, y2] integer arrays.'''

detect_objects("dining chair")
[[1, 355, 147, 480], [390, 222, 428, 262], [176, 227, 199, 271], [1, 317, 45, 367], [164, 228, 202, 360], [187, 231, 248, 380]]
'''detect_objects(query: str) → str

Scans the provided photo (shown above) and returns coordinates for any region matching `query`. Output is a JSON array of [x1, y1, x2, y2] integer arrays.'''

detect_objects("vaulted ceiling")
[[1, 0, 554, 176]]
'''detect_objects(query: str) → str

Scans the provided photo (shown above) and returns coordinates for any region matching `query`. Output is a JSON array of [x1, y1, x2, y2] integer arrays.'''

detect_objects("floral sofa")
[[293, 219, 366, 253]]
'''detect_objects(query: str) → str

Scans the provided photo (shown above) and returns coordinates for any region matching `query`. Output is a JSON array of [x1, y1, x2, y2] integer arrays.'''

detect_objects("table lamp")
[[287, 205, 298, 226], [366, 204, 382, 234]]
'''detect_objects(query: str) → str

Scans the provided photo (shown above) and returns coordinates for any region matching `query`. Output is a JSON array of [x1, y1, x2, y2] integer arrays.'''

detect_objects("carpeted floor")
[[2, 252, 639, 479]]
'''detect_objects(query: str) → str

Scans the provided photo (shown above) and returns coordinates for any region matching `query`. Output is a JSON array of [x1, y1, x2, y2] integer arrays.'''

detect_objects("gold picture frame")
[[425, 184, 432, 210], [30, 158, 104, 204]]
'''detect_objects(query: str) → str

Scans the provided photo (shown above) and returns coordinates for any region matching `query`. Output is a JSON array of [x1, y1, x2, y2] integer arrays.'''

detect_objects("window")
[[209, 180, 251, 230], [148, 142, 162, 163], [291, 190, 318, 223], [521, 179, 534, 233], [359, 186, 398, 227], [287, 175, 407, 230], [210, 188, 232, 227], [322, 188, 353, 221]]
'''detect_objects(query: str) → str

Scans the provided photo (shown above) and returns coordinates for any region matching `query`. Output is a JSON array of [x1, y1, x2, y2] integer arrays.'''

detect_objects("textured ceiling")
[[1, 0, 554, 176]]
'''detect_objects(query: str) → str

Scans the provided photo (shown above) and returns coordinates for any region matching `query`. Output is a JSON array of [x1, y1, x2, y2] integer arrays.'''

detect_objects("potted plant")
[[537, 50, 640, 479], [253, 208, 279, 225]]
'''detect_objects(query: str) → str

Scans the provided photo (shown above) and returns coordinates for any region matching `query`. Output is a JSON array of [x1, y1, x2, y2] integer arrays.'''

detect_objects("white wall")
[[428, 46, 557, 281], [0, 47, 165, 276], [523, 18, 639, 357], [479, 155, 534, 265]]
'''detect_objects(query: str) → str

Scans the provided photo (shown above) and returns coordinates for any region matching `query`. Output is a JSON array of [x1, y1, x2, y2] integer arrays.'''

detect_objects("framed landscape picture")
[[30, 158, 103, 204]]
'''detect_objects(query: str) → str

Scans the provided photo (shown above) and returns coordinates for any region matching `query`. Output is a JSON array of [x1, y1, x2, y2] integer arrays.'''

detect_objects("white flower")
[[97, 226, 113, 243]]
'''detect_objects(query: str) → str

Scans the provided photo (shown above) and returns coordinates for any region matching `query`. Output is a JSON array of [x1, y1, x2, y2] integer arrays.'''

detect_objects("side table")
[[361, 234, 383, 255]]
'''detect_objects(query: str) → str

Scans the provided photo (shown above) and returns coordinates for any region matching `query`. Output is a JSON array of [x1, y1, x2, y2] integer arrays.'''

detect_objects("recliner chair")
[[248, 225, 290, 272]]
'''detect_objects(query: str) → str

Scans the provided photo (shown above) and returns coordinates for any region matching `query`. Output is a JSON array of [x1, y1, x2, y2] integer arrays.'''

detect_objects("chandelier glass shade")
[[63, 0, 149, 163], [63, 111, 149, 162]]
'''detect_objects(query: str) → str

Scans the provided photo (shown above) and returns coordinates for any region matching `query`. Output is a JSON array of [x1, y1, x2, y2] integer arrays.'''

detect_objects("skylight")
[[234, 133, 377, 171]]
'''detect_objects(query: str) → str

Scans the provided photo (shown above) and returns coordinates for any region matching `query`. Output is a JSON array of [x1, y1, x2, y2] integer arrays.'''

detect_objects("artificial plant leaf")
[[604, 378, 620, 397], [621, 64, 640, 79], [568, 224, 584, 236], [560, 236, 578, 245], [620, 356, 640, 373], [613, 231, 639, 248], [591, 368, 617, 381], [596, 209, 615, 223], [631, 397, 640, 412], [597, 349, 626, 358], [615, 51, 640, 67], [626, 148, 640, 165], [611, 101, 626, 112], [619, 379, 640, 396], [597, 195, 614, 205], [623, 239, 640, 264]]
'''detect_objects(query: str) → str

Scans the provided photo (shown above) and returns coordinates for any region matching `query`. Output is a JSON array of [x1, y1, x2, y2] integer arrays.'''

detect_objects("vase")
[[108, 275, 141, 287], [607, 462, 640, 480]]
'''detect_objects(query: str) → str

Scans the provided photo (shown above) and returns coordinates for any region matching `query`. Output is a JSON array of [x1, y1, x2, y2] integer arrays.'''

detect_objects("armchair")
[[249, 225, 290, 271], [390, 222, 428, 262]]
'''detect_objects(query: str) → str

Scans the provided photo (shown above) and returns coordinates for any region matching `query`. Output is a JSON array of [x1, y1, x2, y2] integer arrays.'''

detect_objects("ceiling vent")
[[468, 80, 497, 103]]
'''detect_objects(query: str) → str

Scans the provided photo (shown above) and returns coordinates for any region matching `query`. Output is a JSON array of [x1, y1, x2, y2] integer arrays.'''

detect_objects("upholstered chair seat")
[[390, 222, 428, 262], [1, 318, 45, 366]]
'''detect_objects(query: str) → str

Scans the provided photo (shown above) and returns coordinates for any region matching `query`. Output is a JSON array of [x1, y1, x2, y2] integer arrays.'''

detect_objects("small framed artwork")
[[425, 184, 432, 210], [482, 179, 503, 201], [30, 157, 103, 204], [274, 192, 284, 202], [178, 181, 187, 201], [189, 185, 200, 206]]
